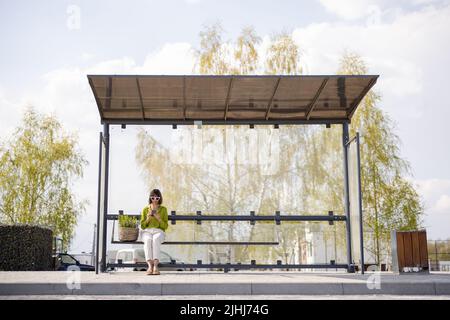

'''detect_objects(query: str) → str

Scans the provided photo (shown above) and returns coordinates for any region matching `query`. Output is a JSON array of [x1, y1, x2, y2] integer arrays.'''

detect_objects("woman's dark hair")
[[149, 189, 163, 205]]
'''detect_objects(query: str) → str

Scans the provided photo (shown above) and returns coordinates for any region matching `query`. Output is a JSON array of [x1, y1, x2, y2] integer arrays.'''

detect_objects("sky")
[[1, 0, 450, 254]]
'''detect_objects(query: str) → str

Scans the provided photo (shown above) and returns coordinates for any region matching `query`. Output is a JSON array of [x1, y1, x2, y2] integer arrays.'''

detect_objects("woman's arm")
[[140, 207, 148, 229], [158, 207, 169, 232]]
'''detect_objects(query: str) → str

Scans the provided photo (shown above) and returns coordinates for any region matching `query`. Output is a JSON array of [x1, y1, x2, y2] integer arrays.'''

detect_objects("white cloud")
[[318, 0, 384, 20], [435, 195, 450, 213], [3, 2, 450, 250], [412, 0, 444, 4], [317, 0, 449, 21], [11, 42, 196, 147], [87, 57, 137, 74], [415, 179, 450, 200], [137, 42, 196, 74], [0, 88, 22, 138], [81, 53, 96, 61], [184, 0, 202, 5], [414, 179, 450, 239], [292, 3, 450, 122], [0, 42, 196, 252]]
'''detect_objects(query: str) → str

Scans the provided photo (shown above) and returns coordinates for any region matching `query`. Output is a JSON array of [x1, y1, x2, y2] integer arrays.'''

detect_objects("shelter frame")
[[89, 74, 377, 274]]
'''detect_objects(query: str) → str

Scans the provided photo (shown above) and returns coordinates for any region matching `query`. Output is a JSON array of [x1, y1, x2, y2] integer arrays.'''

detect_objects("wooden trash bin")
[[391, 230, 429, 273]]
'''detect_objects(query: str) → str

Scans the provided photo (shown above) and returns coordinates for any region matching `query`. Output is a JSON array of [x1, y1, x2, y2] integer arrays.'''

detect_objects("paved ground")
[[2, 294, 450, 300], [3, 270, 450, 284], [1, 271, 450, 296]]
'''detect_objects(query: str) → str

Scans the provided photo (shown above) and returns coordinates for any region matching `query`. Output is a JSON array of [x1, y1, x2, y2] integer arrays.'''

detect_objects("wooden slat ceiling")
[[87, 75, 378, 124]]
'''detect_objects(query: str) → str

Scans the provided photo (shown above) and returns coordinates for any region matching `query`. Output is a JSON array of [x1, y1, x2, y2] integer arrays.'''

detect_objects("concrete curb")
[[2, 281, 450, 296]]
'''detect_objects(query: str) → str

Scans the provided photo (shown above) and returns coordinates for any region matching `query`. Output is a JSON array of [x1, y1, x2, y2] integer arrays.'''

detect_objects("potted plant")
[[118, 215, 138, 242]]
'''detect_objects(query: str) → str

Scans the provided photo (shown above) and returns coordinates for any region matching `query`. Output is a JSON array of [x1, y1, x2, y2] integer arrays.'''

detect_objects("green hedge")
[[0, 224, 53, 271]]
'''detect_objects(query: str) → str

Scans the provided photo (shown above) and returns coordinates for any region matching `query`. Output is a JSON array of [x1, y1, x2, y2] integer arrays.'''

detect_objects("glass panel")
[[136, 249, 145, 260], [348, 136, 363, 269], [126, 252, 133, 262], [159, 252, 171, 263], [97, 133, 106, 269], [105, 124, 353, 270]]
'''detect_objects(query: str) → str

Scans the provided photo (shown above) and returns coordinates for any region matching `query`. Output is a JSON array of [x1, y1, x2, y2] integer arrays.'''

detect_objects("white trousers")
[[141, 228, 165, 261]]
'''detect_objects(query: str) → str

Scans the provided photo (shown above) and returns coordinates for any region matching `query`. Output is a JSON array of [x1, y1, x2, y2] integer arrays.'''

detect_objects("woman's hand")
[[153, 212, 162, 222], [146, 207, 153, 223], [146, 205, 161, 223]]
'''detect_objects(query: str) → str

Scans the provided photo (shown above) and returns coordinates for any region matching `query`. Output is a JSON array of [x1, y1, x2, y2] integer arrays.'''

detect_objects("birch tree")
[[0, 108, 88, 249]]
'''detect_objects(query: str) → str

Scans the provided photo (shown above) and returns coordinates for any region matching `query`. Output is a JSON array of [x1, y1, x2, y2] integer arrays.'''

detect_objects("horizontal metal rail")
[[89, 74, 377, 79], [107, 211, 346, 224], [111, 241, 279, 245], [109, 211, 344, 246], [107, 262, 348, 270], [103, 119, 349, 126]]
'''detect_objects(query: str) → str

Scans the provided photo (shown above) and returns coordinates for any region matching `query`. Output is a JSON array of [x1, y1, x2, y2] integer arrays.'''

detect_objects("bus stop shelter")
[[88, 74, 378, 274]]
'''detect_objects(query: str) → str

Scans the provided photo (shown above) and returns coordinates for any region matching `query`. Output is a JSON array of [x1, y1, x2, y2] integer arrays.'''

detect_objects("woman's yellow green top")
[[140, 205, 169, 232]]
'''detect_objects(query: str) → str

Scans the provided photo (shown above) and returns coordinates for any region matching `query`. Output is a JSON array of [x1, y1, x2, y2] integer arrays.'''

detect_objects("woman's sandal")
[[152, 269, 160, 275], [146, 268, 154, 275]]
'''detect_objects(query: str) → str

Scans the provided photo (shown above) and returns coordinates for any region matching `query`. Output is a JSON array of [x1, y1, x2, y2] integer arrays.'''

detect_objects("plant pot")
[[119, 227, 139, 242]]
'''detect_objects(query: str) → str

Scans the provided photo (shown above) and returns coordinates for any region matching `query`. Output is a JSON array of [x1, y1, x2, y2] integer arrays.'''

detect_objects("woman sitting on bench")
[[140, 189, 169, 275]]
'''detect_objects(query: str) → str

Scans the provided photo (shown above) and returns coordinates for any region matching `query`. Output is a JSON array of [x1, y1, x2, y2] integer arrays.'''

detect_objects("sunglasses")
[[150, 196, 160, 201]]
